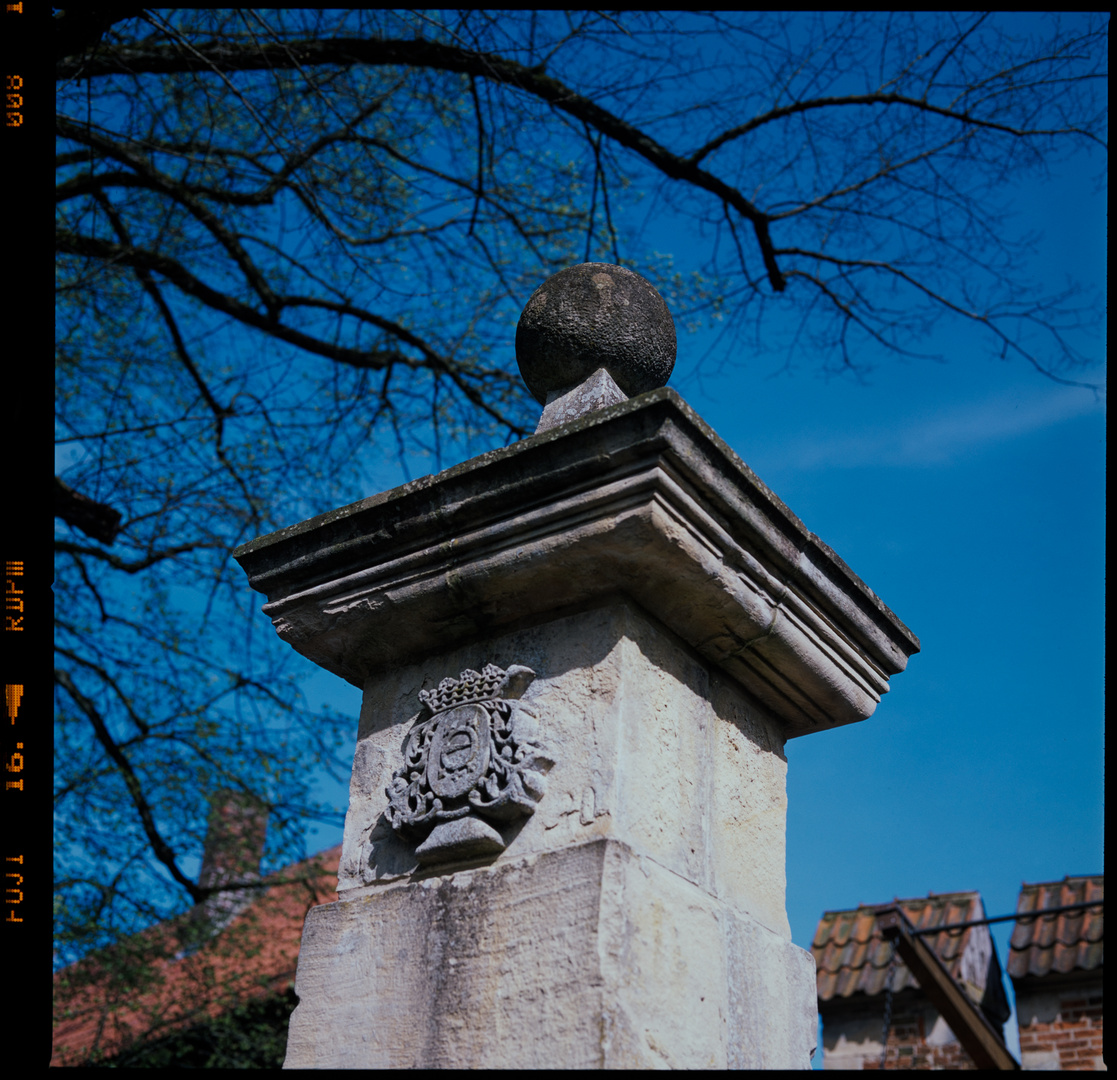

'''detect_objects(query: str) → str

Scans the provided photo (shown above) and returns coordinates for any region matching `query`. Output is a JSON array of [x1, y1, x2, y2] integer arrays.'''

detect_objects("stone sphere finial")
[[516, 263, 676, 407]]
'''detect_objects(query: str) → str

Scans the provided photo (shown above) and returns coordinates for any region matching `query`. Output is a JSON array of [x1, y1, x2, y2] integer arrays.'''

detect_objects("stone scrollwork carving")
[[386, 663, 552, 865]]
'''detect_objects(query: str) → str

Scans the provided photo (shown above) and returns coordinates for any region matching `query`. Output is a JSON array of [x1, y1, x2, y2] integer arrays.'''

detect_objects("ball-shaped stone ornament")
[[516, 263, 676, 405]]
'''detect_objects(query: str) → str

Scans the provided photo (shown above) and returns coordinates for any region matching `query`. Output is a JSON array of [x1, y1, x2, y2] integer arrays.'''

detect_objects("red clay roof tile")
[[1007, 875, 1103, 981], [813, 890, 987, 1002]]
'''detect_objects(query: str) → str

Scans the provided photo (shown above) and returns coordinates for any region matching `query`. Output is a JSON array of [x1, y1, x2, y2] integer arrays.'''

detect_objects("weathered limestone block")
[[285, 839, 816, 1069], [338, 600, 793, 939]]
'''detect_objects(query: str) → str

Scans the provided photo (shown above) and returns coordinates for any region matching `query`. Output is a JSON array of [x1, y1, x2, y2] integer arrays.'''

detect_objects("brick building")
[[1009, 874, 1104, 1071], [51, 843, 341, 1067], [813, 890, 1011, 1069]]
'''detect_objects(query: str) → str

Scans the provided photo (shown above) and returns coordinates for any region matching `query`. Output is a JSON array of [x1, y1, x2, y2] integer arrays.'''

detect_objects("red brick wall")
[[1018, 986, 1103, 1071], [862, 1005, 978, 1070]]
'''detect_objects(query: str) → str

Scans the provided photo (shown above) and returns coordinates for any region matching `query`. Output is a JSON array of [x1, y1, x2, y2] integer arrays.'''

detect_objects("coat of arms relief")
[[385, 663, 553, 865]]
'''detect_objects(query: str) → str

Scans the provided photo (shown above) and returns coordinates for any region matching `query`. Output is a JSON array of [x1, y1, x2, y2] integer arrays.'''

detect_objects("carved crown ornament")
[[385, 663, 553, 865]]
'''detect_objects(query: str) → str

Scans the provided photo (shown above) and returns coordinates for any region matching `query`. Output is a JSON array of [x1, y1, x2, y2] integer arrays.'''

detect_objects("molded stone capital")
[[234, 389, 918, 739]]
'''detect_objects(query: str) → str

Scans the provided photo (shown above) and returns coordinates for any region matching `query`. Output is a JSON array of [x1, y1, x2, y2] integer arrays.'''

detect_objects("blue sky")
[[293, 132, 1105, 1065]]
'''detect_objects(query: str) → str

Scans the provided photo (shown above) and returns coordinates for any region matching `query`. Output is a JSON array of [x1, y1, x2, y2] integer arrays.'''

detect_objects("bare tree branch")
[[688, 87, 1106, 169], [56, 35, 789, 291], [56, 539, 225, 574], [55, 476, 123, 545], [55, 667, 205, 904], [778, 247, 1103, 390]]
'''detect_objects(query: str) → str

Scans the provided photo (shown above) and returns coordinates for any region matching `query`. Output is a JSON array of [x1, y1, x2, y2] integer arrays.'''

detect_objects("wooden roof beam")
[[876, 907, 1019, 1070]]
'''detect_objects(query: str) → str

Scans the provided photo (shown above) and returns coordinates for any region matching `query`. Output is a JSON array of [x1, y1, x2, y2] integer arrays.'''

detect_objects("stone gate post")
[[234, 263, 919, 1069]]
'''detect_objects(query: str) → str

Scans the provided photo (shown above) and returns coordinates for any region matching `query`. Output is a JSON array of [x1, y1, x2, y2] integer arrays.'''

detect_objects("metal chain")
[[879, 938, 899, 1070]]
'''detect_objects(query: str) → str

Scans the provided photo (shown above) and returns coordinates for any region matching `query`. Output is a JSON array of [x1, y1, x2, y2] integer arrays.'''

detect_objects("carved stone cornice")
[[234, 389, 919, 738]]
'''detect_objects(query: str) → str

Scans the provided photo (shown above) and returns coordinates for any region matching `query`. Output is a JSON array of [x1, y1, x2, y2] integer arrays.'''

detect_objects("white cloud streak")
[[776, 386, 1105, 470]]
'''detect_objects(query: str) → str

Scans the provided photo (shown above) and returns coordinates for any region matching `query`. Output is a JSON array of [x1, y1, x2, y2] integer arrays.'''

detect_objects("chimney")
[[196, 789, 268, 932]]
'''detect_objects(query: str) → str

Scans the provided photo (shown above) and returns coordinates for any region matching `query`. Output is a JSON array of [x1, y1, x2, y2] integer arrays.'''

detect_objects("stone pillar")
[[234, 263, 919, 1069]]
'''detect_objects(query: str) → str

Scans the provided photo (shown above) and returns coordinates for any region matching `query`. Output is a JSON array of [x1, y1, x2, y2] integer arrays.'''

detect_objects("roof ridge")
[[1020, 873, 1103, 887]]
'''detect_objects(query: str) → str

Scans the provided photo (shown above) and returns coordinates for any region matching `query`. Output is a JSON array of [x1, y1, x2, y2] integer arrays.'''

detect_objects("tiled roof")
[[813, 890, 988, 1003], [1007, 874, 1103, 981], [52, 843, 341, 1066]]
